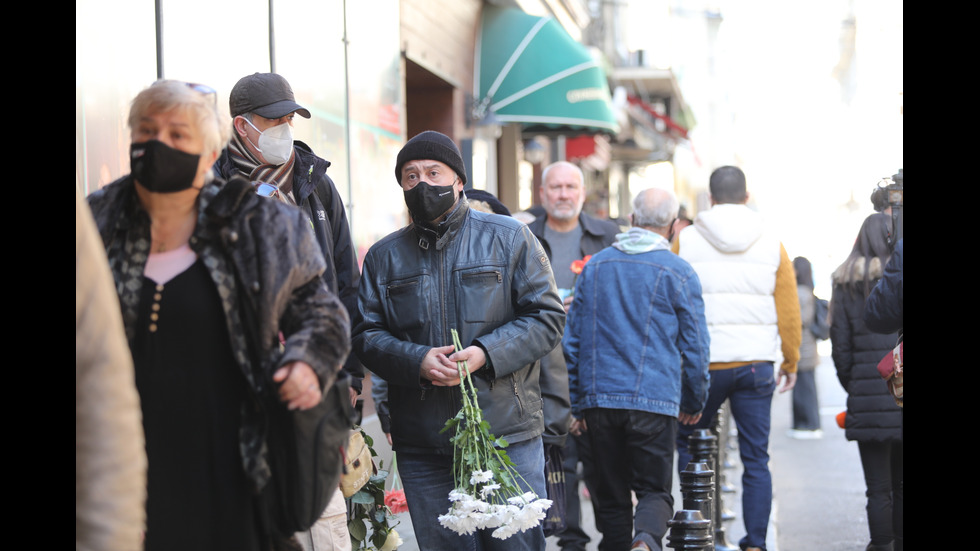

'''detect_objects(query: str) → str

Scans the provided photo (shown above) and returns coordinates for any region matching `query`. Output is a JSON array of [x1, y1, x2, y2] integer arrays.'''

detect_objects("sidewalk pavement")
[[357, 348, 870, 550]]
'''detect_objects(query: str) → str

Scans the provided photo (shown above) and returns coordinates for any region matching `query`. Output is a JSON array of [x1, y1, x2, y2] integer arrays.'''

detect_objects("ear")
[[233, 116, 249, 138], [743, 191, 751, 204]]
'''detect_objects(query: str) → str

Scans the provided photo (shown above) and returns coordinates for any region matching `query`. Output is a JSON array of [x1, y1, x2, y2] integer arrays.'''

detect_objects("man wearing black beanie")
[[352, 131, 566, 551]]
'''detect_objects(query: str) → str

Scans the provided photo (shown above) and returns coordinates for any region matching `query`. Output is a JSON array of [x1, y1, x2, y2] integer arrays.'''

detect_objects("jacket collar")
[[411, 195, 469, 251], [529, 211, 606, 238], [290, 141, 330, 201]]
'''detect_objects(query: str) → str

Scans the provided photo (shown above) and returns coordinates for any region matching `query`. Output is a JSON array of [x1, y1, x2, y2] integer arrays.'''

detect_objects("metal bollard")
[[713, 403, 736, 497], [689, 425, 738, 551], [687, 428, 716, 475], [679, 460, 714, 528], [666, 510, 713, 550]]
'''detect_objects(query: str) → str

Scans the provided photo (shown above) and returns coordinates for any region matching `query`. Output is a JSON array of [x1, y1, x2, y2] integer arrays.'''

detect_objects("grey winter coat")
[[797, 285, 820, 372]]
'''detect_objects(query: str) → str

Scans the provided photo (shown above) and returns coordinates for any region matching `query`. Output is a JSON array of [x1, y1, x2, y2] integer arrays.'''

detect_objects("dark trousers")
[[556, 433, 596, 550], [791, 369, 821, 430], [584, 408, 677, 551], [858, 440, 904, 550]]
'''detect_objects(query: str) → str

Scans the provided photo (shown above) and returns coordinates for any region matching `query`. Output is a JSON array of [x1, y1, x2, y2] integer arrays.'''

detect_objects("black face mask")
[[404, 180, 457, 222], [131, 140, 201, 193]]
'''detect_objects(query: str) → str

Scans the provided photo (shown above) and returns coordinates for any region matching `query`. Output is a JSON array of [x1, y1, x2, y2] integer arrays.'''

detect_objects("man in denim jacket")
[[564, 187, 710, 551]]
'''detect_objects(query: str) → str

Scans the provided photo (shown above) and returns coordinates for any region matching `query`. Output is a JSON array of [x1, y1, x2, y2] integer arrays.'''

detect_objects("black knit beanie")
[[394, 131, 467, 185]]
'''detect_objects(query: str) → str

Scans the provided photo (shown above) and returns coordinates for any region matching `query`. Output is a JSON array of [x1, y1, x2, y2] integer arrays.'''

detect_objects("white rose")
[[379, 529, 404, 551]]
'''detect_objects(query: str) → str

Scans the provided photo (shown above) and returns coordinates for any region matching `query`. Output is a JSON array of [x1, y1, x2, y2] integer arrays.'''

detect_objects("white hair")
[[631, 188, 679, 229]]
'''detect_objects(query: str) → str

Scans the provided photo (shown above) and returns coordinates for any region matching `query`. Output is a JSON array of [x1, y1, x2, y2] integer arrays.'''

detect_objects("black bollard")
[[666, 510, 713, 550], [688, 428, 717, 475], [679, 460, 714, 528], [701, 414, 738, 551], [713, 403, 736, 495]]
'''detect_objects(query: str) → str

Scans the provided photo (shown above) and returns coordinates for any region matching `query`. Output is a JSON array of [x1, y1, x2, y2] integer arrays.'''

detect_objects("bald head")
[[631, 187, 679, 230]]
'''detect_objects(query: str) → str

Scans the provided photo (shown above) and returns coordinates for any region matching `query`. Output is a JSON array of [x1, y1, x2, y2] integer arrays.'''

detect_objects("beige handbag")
[[340, 430, 375, 498]]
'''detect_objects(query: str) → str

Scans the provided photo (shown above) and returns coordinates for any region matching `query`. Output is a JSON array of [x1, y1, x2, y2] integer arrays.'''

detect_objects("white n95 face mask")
[[245, 118, 294, 165]]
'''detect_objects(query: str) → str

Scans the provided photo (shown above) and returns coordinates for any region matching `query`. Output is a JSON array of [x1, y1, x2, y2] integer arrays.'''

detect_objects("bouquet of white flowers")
[[437, 329, 553, 540]]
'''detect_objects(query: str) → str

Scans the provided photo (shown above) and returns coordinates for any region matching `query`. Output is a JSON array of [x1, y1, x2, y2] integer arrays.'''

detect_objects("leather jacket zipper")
[[512, 375, 524, 416], [462, 269, 502, 284]]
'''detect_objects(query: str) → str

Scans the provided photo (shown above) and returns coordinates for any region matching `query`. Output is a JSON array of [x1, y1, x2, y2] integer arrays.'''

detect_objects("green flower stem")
[[447, 328, 539, 507]]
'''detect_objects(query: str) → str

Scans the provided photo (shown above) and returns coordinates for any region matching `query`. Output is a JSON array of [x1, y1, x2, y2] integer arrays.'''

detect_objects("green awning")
[[475, 5, 619, 134]]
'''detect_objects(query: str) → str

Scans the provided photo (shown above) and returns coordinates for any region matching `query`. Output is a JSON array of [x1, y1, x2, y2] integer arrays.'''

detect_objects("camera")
[[871, 169, 903, 248]]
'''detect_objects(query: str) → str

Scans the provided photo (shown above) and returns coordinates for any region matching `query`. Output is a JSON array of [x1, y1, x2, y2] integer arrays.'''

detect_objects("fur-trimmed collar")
[[832, 256, 884, 285]]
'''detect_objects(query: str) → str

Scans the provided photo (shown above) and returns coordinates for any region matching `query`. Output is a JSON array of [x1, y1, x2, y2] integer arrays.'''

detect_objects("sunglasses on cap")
[[253, 181, 280, 198]]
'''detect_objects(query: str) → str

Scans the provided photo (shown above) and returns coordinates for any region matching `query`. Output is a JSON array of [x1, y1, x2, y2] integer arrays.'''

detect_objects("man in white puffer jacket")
[[672, 166, 801, 551]]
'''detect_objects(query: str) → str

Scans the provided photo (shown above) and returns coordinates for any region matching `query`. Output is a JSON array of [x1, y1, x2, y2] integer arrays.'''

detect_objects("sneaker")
[[787, 428, 824, 440], [630, 542, 652, 550]]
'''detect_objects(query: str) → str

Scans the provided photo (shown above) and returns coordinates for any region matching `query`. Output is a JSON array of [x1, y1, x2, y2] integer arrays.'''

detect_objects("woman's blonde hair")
[[128, 80, 231, 156]]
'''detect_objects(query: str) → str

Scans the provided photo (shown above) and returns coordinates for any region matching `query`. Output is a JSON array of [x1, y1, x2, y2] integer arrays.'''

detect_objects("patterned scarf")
[[227, 131, 297, 206]]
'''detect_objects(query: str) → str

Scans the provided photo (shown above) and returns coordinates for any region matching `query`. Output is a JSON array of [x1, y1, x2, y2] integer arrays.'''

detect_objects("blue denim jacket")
[[563, 234, 710, 418]]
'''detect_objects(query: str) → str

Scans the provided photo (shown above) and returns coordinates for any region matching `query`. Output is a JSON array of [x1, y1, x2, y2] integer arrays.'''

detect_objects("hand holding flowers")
[[437, 329, 553, 540]]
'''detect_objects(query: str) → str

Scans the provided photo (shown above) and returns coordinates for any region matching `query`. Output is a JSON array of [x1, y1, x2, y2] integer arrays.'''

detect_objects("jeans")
[[398, 437, 547, 551], [677, 362, 776, 551], [585, 409, 676, 551], [791, 370, 821, 431]]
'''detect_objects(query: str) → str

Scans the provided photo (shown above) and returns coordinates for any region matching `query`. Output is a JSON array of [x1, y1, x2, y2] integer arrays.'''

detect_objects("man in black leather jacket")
[[352, 131, 565, 551]]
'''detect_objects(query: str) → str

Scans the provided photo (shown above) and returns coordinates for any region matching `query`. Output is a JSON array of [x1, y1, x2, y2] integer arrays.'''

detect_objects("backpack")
[[810, 296, 830, 340]]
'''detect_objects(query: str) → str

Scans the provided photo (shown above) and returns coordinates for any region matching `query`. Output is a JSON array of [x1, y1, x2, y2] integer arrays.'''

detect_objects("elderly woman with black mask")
[[86, 80, 351, 551]]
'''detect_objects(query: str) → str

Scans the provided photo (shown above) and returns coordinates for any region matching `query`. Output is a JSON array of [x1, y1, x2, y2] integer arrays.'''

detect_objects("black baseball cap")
[[229, 73, 311, 119]]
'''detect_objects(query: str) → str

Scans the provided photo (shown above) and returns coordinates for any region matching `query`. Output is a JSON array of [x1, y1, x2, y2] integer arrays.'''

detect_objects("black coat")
[[527, 212, 620, 446], [215, 141, 364, 390], [830, 259, 902, 443]]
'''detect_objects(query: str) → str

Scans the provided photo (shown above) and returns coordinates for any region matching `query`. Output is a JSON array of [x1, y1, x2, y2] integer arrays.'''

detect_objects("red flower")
[[570, 255, 592, 275], [384, 488, 409, 514]]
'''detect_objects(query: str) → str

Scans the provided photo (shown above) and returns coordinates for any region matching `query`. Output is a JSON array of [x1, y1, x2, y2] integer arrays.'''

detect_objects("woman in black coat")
[[830, 213, 903, 551]]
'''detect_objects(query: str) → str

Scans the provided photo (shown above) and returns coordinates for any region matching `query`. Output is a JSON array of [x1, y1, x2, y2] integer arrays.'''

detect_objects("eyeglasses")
[[254, 182, 280, 198], [184, 81, 217, 106]]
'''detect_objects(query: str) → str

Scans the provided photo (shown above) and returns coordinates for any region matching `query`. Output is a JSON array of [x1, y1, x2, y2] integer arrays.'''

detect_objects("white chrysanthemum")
[[438, 512, 460, 533], [512, 500, 548, 532], [527, 497, 552, 514], [454, 495, 489, 515], [491, 521, 521, 540], [453, 511, 481, 535], [507, 491, 537, 506], [470, 469, 495, 485], [479, 505, 505, 529], [448, 489, 469, 503], [479, 482, 501, 498]]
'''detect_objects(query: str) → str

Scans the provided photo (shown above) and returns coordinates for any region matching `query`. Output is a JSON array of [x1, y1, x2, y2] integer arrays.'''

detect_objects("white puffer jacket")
[[678, 204, 782, 363]]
